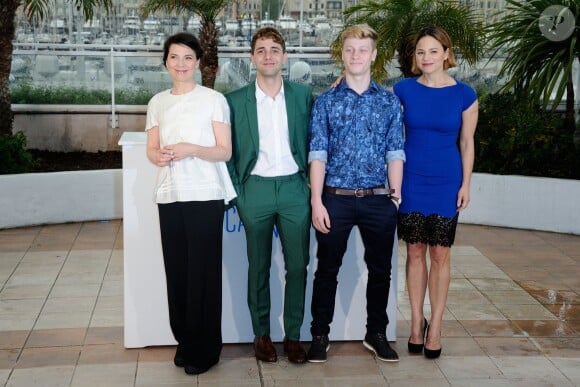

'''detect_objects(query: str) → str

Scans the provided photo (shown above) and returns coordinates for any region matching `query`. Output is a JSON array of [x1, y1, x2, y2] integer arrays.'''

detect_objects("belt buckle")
[[354, 188, 365, 198]]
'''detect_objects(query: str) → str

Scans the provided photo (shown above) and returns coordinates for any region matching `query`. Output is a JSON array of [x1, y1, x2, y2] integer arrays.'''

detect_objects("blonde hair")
[[411, 26, 457, 75], [341, 24, 378, 48]]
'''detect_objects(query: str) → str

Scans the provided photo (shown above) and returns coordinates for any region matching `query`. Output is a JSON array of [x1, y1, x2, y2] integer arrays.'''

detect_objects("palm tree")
[[335, 0, 484, 82], [141, 0, 229, 89], [0, 0, 112, 136], [487, 0, 579, 134]]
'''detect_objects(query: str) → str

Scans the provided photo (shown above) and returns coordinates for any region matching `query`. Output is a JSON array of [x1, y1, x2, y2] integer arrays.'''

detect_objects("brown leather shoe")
[[254, 335, 277, 362], [283, 339, 307, 364]]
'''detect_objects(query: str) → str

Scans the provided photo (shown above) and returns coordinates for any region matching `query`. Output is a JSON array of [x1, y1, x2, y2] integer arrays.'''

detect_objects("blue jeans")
[[310, 192, 398, 336]]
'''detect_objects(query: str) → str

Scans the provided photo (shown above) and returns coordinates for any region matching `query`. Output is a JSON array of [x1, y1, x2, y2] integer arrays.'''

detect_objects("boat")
[[224, 19, 240, 35], [143, 17, 160, 33], [240, 18, 257, 37], [277, 15, 297, 30]]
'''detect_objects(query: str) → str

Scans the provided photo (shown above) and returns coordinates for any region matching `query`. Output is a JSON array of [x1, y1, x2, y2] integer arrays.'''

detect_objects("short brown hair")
[[341, 24, 378, 48], [251, 27, 286, 53], [411, 26, 457, 75]]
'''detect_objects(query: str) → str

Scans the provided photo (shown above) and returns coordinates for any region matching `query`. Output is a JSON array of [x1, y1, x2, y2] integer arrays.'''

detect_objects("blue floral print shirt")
[[308, 78, 405, 189]]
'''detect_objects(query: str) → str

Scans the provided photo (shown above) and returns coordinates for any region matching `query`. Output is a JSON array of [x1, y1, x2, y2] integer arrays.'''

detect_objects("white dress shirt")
[[251, 81, 299, 177]]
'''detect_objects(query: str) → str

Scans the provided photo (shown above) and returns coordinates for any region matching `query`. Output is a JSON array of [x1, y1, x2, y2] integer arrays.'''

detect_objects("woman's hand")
[[456, 185, 470, 211]]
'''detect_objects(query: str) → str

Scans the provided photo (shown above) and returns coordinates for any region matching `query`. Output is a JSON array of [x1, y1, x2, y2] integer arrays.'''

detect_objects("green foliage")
[[487, 0, 580, 114], [475, 91, 580, 179], [10, 82, 151, 105], [0, 132, 38, 174], [337, 0, 484, 81]]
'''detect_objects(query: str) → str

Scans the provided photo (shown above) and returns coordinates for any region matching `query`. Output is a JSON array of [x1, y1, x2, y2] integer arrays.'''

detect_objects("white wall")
[[0, 169, 123, 229], [0, 169, 578, 234], [461, 173, 580, 235]]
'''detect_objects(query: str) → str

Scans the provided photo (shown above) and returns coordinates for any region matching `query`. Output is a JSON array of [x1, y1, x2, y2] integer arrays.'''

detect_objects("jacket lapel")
[[284, 81, 297, 154], [244, 83, 260, 154]]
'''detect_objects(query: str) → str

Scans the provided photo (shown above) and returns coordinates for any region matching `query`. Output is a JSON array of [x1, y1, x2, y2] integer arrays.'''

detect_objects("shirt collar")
[[337, 77, 381, 94], [255, 80, 285, 104]]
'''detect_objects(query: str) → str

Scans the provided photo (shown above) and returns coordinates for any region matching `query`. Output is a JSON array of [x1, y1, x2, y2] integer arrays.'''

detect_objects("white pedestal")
[[119, 132, 398, 348]]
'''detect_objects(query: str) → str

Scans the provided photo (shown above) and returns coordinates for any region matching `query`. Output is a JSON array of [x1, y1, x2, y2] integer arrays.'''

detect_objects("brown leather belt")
[[324, 186, 395, 198]]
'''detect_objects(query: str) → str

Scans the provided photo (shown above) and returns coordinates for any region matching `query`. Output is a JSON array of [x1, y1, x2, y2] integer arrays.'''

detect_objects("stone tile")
[[49, 282, 101, 298], [77, 343, 139, 365], [446, 303, 506, 321], [70, 363, 137, 387], [524, 288, 580, 305], [41, 296, 97, 313], [496, 304, 558, 320], [469, 278, 522, 291], [544, 303, 580, 321], [0, 317, 36, 331], [434, 337, 486, 357], [26, 328, 87, 348], [534, 337, 580, 357], [260, 355, 382, 380], [513, 320, 577, 337], [84, 326, 124, 345], [135, 360, 198, 385], [482, 290, 540, 305], [34, 310, 92, 329], [474, 337, 542, 356], [549, 357, 580, 384], [0, 284, 52, 300], [89, 308, 123, 327], [379, 354, 445, 380], [459, 320, 523, 337], [437, 355, 502, 379], [198, 358, 260, 382], [6, 365, 74, 387], [491, 356, 571, 383], [16, 346, 81, 368], [0, 349, 19, 370], [0, 331, 28, 350], [446, 289, 490, 305], [0, 298, 44, 315]]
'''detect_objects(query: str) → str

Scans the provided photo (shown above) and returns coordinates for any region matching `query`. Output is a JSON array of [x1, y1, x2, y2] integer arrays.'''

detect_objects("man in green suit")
[[226, 27, 313, 364]]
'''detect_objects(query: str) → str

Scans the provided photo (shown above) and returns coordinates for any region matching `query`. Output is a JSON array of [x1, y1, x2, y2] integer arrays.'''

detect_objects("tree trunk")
[[565, 73, 575, 132], [0, 1, 18, 136], [199, 18, 218, 89], [397, 40, 415, 78]]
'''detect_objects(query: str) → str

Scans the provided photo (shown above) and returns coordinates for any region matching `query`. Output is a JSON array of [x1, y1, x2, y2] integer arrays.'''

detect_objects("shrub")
[[0, 132, 38, 174], [475, 91, 580, 179], [11, 82, 151, 105]]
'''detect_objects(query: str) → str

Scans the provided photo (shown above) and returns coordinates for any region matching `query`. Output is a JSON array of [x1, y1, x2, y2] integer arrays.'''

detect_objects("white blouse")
[[145, 86, 236, 204]]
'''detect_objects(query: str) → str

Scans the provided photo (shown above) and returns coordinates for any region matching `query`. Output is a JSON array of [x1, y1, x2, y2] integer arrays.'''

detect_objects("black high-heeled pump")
[[407, 317, 428, 354], [424, 323, 442, 359]]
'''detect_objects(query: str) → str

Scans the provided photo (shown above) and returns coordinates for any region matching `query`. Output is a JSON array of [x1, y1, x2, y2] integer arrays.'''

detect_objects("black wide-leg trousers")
[[158, 200, 224, 369]]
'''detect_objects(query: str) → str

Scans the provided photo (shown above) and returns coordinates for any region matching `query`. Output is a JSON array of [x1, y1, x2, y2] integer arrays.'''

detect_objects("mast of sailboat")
[[299, 0, 304, 47]]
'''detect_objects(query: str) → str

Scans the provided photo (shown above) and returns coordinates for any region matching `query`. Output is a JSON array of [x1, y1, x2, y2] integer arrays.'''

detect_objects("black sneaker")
[[363, 333, 399, 362], [307, 335, 330, 363]]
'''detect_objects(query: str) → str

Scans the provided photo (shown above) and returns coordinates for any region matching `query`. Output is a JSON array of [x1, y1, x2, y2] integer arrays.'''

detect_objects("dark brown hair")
[[251, 27, 286, 53], [411, 26, 457, 74]]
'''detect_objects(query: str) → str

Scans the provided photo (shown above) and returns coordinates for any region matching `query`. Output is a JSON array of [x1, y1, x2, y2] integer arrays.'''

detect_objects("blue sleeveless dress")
[[393, 77, 477, 246]]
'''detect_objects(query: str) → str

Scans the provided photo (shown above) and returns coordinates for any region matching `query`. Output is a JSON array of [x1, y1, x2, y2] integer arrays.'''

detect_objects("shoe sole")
[[307, 344, 330, 363], [363, 340, 399, 362]]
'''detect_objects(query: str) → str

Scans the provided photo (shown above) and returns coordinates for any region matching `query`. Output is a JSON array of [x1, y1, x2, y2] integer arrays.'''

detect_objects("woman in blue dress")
[[393, 26, 478, 359]]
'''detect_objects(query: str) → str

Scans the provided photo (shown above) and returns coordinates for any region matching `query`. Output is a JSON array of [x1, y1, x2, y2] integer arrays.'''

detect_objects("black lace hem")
[[398, 212, 459, 247]]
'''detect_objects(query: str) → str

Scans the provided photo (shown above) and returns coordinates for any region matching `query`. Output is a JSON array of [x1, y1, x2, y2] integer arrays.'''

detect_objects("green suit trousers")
[[235, 173, 310, 340]]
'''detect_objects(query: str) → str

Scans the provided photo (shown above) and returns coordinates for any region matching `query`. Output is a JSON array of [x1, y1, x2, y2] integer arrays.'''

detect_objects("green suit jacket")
[[226, 80, 314, 196]]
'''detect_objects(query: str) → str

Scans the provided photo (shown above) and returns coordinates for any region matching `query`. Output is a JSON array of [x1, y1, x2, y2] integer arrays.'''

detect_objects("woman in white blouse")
[[145, 32, 236, 376]]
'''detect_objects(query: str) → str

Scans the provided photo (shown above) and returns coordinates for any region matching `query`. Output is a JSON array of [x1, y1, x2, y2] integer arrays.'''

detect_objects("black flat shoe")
[[408, 317, 428, 354]]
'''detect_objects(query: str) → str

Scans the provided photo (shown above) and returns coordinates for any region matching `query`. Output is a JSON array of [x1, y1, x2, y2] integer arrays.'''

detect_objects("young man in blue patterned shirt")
[[307, 24, 405, 363]]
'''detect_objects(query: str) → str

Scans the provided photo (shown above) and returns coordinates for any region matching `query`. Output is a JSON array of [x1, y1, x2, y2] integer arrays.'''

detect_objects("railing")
[[11, 42, 511, 126]]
